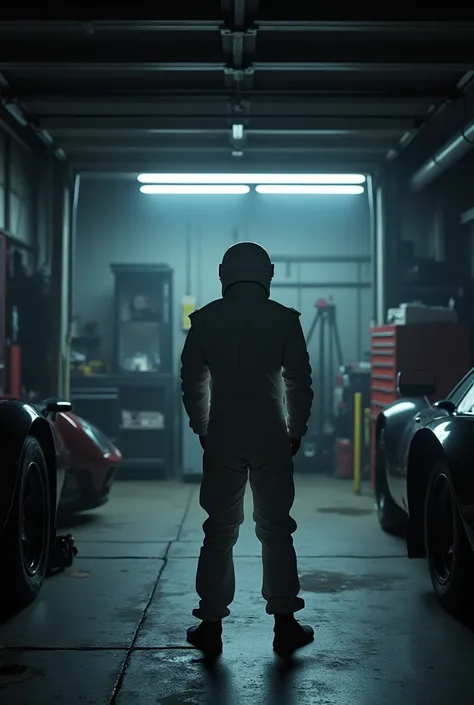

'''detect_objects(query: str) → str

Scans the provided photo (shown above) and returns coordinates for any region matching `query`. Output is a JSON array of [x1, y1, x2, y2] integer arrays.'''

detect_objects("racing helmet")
[[219, 241, 274, 296]]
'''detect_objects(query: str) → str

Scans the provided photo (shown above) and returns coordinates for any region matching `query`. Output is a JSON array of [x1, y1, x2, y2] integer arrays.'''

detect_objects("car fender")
[[428, 416, 474, 539], [377, 398, 429, 474], [0, 400, 58, 538]]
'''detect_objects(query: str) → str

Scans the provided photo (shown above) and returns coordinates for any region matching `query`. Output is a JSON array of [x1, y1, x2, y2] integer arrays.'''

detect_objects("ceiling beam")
[[0, 62, 225, 74], [65, 146, 387, 157], [0, 20, 473, 35], [59, 134, 393, 150], [255, 21, 474, 36], [35, 115, 416, 132], [253, 62, 470, 74], [12, 92, 448, 108], [0, 40, 472, 71], [0, 20, 223, 34], [1, 61, 465, 76]]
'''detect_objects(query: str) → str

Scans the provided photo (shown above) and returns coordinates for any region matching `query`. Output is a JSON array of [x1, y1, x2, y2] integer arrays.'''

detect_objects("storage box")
[[387, 302, 457, 325]]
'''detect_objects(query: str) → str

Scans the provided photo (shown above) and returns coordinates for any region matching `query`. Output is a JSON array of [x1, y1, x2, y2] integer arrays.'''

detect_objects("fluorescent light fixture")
[[137, 173, 366, 185], [140, 184, 250, 195], [232, 124, 244, 140], [255, 185, 365, 195]]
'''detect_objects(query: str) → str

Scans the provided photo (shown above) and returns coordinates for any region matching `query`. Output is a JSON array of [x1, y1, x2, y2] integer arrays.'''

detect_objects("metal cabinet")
[[111, 263, 173, 374]]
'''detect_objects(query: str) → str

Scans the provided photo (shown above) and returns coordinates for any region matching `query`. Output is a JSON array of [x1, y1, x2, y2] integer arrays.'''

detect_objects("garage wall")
[[0, 131, 5, 229], [74, 179, 372, 372], [0, 126, 37, 267], [8, 138, 35, 248]]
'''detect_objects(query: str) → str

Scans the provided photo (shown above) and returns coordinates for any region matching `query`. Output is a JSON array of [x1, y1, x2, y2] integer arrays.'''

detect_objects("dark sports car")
[[0, 399, 76, 613], [375, 368, 474, 618]]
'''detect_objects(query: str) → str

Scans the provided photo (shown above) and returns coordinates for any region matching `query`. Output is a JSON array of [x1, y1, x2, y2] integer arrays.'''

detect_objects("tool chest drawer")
[[371, 323, 470, 414]]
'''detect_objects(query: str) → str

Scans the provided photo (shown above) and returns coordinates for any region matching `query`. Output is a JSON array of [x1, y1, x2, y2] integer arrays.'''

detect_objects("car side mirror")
[[434, 399, 456, 414], [397, 370, 436, 398], [41, 400, 72, 418]]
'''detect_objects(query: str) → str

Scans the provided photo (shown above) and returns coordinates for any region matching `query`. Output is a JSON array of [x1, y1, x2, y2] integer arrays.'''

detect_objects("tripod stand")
[[305, 298, 344, 461]]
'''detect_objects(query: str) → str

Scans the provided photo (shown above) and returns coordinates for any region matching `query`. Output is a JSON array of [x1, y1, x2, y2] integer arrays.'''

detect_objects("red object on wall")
[[4, 344, 21, 399], [370, 323, 471, 489], [0, 233, 5, 396], [336, 438, 353, 479]]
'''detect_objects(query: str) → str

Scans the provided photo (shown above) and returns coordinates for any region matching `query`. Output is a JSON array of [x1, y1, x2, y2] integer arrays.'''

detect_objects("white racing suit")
[[181, 282, 313, 621]]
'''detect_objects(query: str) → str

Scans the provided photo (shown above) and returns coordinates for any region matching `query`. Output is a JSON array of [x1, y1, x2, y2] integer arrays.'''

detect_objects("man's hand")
[[289, 437, 301, 457], [199, 435, 207, 450]]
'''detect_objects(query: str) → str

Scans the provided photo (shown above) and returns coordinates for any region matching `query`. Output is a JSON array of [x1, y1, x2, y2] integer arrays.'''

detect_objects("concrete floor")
[[1, 475, 474, 704]]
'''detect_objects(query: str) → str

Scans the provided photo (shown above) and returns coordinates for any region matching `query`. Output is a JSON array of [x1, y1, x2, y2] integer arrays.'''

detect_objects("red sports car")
[[50, 409, 122, 515], [0, 398, 121, 613], [0, 399, 76, 612]]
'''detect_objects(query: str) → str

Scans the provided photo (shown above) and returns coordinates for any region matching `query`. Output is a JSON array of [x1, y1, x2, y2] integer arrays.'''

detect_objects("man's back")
[[183, 281, 313, 437]]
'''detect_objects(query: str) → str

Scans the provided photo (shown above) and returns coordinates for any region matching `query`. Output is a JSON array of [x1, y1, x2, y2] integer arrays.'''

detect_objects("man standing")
[[180, 242, 314, 658]]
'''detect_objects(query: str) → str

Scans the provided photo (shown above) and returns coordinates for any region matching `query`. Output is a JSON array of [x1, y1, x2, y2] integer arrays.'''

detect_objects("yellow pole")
[[353, 392, 362, 495]]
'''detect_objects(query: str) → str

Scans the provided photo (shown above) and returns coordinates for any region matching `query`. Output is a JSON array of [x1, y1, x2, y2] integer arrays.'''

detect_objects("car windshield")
[[447, 369, 474, 407]]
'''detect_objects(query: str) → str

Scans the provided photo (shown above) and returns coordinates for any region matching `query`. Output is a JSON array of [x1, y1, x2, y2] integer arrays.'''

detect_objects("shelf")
[[398, 285, 457, 294], [121, 457, 165, 465], [119, 426, 164, 432]]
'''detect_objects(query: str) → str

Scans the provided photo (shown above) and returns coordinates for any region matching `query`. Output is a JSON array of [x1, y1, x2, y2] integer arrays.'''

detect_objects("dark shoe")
[[186, 620, 223, 656], [273, 616, 314, 657]]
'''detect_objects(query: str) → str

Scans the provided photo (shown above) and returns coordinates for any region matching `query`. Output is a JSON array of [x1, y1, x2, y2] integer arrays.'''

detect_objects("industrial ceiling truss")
[[0, 8, 474, 173]]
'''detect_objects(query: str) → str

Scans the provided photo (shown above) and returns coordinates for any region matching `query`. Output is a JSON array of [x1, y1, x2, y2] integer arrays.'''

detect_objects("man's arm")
[[180, 316, 210, 437], [282, 313, 313, 438]]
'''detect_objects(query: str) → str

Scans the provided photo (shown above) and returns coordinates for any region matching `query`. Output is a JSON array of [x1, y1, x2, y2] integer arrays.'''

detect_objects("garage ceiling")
[[1, 6, 474, 174]]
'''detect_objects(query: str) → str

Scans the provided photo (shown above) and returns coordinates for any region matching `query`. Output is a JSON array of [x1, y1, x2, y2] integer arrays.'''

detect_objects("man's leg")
[[249, 436, 314, 656], [192, 440, 248, 623], [249, 441, 304, 616]]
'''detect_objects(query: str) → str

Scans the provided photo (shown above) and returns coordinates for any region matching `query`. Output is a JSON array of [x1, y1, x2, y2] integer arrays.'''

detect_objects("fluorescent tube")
[[137, 173, 366, 185], [255, 185, 365, 195], [139, 184, 250, 195]]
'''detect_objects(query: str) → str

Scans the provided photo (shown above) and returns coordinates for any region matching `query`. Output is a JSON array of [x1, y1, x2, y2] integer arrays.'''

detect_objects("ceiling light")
[[139, 184, 250, 195], [232, 124, 244, 140], [137, 173, 366, 185], [255, 185, 365, 195]]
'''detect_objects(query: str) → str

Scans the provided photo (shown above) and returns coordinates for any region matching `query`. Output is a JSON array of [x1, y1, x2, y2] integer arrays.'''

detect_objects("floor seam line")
[[107, 485, 196, 704]]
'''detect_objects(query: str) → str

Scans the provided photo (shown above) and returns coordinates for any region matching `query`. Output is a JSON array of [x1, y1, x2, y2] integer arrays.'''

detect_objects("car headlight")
[[81, 420, 113, 454]]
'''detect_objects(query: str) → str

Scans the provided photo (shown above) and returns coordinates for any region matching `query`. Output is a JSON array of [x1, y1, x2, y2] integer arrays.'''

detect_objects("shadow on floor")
[[56, 511, 100, 530], [419, 590, 474, 633], [193, 653, 303, 705], [197, 655, 234, 705], [264, 656, 304, 705]]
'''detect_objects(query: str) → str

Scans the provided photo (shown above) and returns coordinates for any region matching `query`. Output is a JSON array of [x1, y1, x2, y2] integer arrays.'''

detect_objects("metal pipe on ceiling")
[[410, 120, 474, 191]]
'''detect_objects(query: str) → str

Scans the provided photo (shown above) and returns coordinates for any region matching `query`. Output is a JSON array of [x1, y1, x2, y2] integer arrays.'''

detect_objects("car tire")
[[0, 436, 52, 611], [425, 458, 474, 618], [375, 430, 407, 535]]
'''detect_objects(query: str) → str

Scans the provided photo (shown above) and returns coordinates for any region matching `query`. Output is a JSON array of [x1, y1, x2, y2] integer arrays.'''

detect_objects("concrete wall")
[[75, 179, 372, 375]]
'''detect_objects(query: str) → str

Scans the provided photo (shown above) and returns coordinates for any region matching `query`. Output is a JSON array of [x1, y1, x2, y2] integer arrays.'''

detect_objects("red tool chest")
[[369, 323, 471, 488]]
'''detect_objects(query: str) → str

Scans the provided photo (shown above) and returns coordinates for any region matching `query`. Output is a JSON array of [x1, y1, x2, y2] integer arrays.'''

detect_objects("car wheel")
[[425, 459, 474, 618], [375, 430, 407, 535], [0, 436, 52, 611]]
